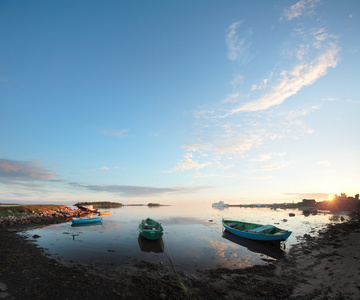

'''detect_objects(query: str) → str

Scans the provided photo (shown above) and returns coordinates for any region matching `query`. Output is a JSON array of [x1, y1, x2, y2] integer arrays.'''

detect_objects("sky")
[[1, 0, 359, 205]]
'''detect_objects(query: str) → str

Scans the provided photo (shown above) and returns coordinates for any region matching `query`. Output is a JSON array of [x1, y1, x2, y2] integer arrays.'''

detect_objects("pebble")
[[0, 282, 11, 299]]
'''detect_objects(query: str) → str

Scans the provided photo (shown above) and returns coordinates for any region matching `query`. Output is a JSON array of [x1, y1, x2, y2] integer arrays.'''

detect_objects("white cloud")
[[248, 154, 290, 172], [250, 77, 270, 92], [178, 0, 338, 175], [226, 21, 242, 61], [322, 97, 335, 102], [257, 160, 289, 171], [226, 21, 253, 64], [87, 166, 113, 171], [213, 134, 264, 156], [221, 93, 240, 104], [225, 29, 339, 114], [170, 153, 211, 172], [281, 0, 320, 21], [193, 172, 216, 178]]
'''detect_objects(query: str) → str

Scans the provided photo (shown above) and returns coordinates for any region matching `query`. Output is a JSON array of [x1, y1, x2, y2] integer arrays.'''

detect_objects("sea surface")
[[19, 204, 344, 272]]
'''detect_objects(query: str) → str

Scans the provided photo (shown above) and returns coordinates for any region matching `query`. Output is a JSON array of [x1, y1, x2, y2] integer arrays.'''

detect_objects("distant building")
[[302, 199, 316, 206]]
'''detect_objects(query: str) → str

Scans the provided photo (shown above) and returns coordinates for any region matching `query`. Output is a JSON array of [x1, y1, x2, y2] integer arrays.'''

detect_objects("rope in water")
[[162, 233, 192, 300]]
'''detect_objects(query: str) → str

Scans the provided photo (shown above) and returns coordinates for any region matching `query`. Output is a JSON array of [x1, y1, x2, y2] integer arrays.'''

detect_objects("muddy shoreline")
[[1, 215, 359, 299]]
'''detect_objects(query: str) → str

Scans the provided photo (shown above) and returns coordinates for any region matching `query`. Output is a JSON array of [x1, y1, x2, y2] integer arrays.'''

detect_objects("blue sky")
[[1, 0, 359, 205]]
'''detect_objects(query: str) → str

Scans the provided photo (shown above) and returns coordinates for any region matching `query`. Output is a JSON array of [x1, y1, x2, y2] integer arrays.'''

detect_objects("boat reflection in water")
[[222, 231, 285, 260], [71, 222, 103, 228], [138, 234, 165, 253]]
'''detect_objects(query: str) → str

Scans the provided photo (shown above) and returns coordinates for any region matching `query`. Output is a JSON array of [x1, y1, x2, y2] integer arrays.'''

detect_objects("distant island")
[[74, 202, 168, 208], [74, 201, 123, 208]]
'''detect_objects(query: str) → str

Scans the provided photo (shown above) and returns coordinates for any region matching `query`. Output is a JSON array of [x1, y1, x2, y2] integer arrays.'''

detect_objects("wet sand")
[[278, 221, 360, 299], [1, 216, 359, 299]]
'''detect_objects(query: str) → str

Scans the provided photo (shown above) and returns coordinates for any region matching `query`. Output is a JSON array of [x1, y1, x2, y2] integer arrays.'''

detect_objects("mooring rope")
[[162, 233, 191, 300]]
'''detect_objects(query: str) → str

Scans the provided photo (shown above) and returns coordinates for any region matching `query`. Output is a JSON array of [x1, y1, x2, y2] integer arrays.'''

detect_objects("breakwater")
[[0, 206, 87, 227]]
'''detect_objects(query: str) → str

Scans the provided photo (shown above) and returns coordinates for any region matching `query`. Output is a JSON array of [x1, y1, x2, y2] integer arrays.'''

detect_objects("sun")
[[328, 194, 334, 200]]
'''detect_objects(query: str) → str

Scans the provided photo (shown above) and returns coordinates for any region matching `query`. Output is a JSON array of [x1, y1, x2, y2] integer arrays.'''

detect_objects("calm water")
[[19, 204, 343, 272]]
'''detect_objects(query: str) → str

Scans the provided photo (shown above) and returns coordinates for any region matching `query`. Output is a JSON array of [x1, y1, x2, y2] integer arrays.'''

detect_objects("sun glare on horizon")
[[328, 194, 334, 200]]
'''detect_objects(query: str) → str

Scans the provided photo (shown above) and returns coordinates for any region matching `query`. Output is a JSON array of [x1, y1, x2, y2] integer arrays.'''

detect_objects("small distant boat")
[[99, 211, 111, 216], [222, 219, 292, 241], [77, 205, 98, 213], [138, 218, 164, 240], [212, 201, 229, 208], [71, 216, 103, 224]]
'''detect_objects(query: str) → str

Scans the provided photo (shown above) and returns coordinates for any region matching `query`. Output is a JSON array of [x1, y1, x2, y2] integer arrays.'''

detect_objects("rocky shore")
[[0, 206, 88, 228], [1, 211, 359, 299]]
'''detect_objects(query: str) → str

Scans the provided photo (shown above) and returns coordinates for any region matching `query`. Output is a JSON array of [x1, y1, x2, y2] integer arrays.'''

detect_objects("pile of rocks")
[[0, 207, 88, 227]]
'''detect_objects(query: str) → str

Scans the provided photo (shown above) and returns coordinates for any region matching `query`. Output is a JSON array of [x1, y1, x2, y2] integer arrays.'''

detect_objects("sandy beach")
[[1, 214, 359, 299], [279, 220, 360, 299]]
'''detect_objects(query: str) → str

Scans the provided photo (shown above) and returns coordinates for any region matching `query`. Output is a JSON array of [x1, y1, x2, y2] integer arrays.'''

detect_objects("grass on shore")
[[0, 205, 65, 217]]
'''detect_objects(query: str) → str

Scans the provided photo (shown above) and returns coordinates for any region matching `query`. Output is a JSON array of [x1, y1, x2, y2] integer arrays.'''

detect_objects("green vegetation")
[[0, 205, 65, 217], [74, 201, 123, 208]]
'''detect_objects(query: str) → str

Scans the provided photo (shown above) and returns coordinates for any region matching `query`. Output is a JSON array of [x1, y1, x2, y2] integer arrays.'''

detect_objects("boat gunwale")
[[138, 218, 164, 240], [71, 216, 103, 224], [222, 219, 291, 241]]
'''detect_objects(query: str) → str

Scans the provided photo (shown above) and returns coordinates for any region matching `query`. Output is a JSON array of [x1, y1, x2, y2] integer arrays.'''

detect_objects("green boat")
[[139, 218, 164, 240]]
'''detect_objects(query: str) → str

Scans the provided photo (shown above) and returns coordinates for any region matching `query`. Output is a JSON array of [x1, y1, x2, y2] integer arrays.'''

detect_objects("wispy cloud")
[[87, 166, 120, 171], [167, 153, 211, 173], [226, 21, 253, 64], [281, 0, 320, 21], [213, 133, 264, 156], [249, 153, 285, 162], [70, 182, 211, 197], [100, 128, 129, 138], [0, 159, 58, 182], [171, 1, 339, 177], [317, 160, 330, 166], [248, 153, 289, 172], [226, 40, 339, 114]]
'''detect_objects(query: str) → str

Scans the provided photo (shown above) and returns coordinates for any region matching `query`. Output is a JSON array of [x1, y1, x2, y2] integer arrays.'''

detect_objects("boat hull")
[[222, 219, 291, 241], [99, 211, 111, 216], [139, 218, 164, 240], [77, 205, 98, 213], [212, 201, 229, 208], [71, 217, 103, 224]]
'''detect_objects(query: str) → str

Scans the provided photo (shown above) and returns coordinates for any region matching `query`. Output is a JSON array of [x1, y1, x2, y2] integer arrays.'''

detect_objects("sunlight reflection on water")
[[19, 204, 344, 272]]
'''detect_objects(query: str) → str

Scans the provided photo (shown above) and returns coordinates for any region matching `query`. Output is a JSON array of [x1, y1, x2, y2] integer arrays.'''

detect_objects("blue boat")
[[222, 219, 291, 241], [71, 216, 103, 224]]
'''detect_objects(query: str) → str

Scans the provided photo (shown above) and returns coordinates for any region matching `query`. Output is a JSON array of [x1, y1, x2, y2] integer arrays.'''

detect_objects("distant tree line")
[[74, 201, 123, 208]]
